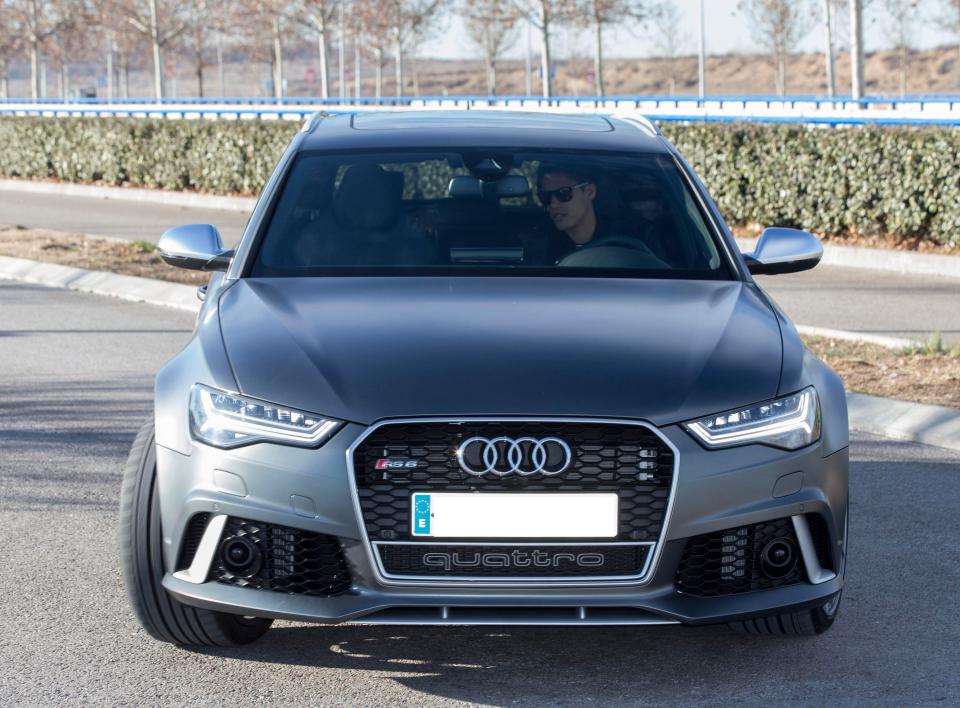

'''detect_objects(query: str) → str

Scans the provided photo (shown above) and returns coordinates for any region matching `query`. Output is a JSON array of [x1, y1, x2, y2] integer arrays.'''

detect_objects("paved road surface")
[[1, 280, 959, 706], [0, 188, 249, 245], [2, 188, 959, 343]]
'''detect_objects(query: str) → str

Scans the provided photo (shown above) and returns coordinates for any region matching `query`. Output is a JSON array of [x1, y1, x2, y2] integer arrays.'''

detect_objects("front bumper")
[[156, 420, 848, 626]]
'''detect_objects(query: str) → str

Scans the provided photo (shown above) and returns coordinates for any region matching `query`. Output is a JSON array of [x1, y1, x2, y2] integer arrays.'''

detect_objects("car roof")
[[300, 110, 668, 153]]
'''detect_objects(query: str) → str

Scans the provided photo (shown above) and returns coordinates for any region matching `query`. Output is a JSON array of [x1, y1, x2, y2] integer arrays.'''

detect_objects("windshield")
[[249, 149, 731, 280]]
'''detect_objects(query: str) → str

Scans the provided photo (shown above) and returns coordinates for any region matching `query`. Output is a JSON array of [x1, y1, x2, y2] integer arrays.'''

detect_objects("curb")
[[0, 179, 255, 213], [847, 393, 960, 452], [2, 255, 958, 453], [0, 255, 201, 313], [794, 325, 916, 349]]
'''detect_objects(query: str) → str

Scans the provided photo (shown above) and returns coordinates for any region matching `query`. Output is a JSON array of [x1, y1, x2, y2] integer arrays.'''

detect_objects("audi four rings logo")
[[456, 436, 572, 477]]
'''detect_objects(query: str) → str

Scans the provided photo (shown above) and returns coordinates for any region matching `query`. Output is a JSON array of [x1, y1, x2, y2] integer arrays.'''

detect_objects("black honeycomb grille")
[[353, 421, 674, 545], [176, 512, 210, 571], [674, 518, 805, 597], [214, 517, 352, 597], [806, 513, 834, 571]]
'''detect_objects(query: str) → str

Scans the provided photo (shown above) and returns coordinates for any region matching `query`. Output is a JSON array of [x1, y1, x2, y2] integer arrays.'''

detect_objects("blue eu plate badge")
[[412, 493, 431, 536]]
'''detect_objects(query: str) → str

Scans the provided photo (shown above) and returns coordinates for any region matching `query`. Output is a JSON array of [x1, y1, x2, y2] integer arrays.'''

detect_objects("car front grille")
[[213, 517, 352, 597], [674, 518, 806, 597], [376, 543, 651, 578], [352, 420, 675, 581]]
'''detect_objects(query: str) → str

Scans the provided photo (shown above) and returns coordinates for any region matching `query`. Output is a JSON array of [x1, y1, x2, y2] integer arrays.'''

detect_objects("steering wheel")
[[557, 234, 668, 269]]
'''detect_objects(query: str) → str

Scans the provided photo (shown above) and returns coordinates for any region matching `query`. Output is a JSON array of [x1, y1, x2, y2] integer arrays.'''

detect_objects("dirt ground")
[[3, 224, 958, 409], [804, 336, 960, 409], [0, 225, 208, 285]]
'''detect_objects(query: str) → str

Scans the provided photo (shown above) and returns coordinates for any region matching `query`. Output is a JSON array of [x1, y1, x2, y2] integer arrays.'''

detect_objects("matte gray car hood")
[[218, 277, 783, 426]]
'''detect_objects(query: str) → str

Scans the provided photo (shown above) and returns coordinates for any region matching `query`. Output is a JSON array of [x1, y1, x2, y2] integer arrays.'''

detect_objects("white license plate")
[[410, 493, 618, 538]]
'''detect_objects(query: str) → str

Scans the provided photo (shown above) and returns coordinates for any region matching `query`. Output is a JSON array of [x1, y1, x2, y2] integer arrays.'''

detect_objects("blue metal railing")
[[1, 95, 959, 126]]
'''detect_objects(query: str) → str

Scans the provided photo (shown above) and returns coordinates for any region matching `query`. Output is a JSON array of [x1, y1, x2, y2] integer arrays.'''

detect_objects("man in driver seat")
[[535, 163, 640, 263], [532, 163, 666, 268]]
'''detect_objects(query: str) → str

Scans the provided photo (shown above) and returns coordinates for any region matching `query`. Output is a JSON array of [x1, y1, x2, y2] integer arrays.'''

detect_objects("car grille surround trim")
[[344, 416, 680, 588]]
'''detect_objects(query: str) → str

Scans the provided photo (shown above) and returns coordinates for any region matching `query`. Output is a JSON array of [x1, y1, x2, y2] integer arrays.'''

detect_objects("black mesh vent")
[[176, 512, 211, 571], [806, 513, 834, 571], [353, 422, 674, 547], [378, 543, 650, 578], [674, 518, 805, 597], [214, 518, 352, 597]]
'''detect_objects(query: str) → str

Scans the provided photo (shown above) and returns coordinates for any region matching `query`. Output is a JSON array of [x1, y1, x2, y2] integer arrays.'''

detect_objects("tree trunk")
[[30, 38, 40, 100], [273, 16, 284, 99], [395, 31, 404, 98], [898, 44, 907, 98], [106, 37, 113, 100], [777, 51, 786, 98], [823, 0, 835, 98], [484, 20, 496, 95], [850, 0, 865, 100], [375, 47, 383, 101], [196, 60, 204, 97], [318, 22, 329, 99], [592, 8, 604, 98], [149, 0, 163, 100], [0, 56, 7, 99], [539, 2, 551, 98], [354, 42, 361, 98], [217, 34, 224, 96]]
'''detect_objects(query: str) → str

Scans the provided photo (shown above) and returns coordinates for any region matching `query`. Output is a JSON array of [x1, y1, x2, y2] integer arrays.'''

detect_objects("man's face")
[[540, 171, 596, 233]]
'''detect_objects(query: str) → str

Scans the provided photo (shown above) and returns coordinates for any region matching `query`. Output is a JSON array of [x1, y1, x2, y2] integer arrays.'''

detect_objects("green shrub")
[[1, 116, 957, 245], [662, 123, 960, 245]]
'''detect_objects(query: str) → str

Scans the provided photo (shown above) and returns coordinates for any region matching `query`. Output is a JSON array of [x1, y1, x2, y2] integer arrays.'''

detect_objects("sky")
[[431, 0, 956, 60]]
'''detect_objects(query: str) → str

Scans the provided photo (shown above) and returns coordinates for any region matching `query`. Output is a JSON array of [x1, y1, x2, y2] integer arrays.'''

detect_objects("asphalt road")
[[0, 188, 249, 245], [1, 279, 959, 706], [3, 189, 959, 345]]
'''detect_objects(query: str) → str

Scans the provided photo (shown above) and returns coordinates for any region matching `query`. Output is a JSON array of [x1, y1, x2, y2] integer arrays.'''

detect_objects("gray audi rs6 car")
[[120, 110, 848, 646]]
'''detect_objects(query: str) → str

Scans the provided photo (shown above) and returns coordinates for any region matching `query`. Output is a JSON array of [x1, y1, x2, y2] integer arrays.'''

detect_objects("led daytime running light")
[[683, 388, 820, 450], [189, 385, 342, 449]]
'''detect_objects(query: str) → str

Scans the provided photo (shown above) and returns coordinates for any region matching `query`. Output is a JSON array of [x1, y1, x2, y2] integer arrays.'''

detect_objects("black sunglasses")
[[538, 182, 589, 205]]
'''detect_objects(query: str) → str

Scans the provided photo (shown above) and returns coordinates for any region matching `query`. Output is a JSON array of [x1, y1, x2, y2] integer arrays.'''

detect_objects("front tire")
[[727, 591, 841, 636], [119, 420, 273, 647]]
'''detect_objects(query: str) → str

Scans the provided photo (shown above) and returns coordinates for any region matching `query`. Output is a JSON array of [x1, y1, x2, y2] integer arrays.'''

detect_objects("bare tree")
[[883, 0, 921, 97], [645, 0, 687, 96], [381, 0, 443, 97], [850, 0, 865, 98], [462, 0, 519, 95], [295, 0, 339, 98], [110, 0, 191, 99], [935, 0, 960, 86], [0, 1, 23, 98], [235, 1, 298, 100], [8, 0, 76, 99], [178, 0, 226, 97], [576, 0, 651, 97], [354, 0, 392, 99], [511, 0, 569, 97], [739, 0, 813, 97]]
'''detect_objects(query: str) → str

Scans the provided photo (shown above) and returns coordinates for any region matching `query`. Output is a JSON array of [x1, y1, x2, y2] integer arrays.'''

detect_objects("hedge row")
[[0, 117, 297, 195], [1, 116, 958, 244]]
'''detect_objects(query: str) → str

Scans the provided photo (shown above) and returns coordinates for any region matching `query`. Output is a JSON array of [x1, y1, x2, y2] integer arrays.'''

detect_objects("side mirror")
[[157, 224, 233, 272], [744, 227, 823, 275]]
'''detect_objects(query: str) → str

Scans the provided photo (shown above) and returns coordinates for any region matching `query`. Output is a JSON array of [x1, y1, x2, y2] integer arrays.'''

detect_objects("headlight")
[[683, 387, 820, 450], [189, 385, 343, 449]]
